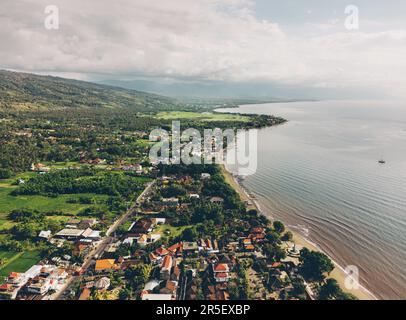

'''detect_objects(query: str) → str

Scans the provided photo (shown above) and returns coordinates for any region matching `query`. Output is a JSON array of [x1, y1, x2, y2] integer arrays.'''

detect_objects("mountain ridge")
[[0, 70, 186, 112]]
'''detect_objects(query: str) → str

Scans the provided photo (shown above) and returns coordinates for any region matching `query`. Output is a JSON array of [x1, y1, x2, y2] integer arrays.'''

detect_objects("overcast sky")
[[1, 0, 406, 98]]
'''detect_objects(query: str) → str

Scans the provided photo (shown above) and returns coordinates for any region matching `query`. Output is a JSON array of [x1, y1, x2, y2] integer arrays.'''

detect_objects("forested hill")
[[0, 70, 186, 112]]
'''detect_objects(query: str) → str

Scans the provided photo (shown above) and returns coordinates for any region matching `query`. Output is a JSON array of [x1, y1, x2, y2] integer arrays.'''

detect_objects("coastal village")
[[0, 158, 352, 301]]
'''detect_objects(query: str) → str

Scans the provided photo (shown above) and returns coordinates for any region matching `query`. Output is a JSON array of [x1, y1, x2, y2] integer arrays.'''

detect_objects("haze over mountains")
[[98, 79, 384, 100]]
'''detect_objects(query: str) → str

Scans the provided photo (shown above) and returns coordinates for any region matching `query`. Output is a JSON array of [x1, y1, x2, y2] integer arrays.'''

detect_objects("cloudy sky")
[[2, 0, 406, 98]]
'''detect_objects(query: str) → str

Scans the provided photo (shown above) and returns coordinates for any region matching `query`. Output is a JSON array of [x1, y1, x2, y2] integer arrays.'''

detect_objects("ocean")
[[217, 100, 406, 299]]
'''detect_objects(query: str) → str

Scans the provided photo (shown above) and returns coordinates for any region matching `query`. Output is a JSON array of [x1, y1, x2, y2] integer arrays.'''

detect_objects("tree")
[[299, 248, 334, 281], [0, 168, 12, 179], [290, 277, 306, 298], [319, 278, 358, 300], [181, 228, 198, 242], [273, 220, 285, 234], [281, 231, 293, 242]]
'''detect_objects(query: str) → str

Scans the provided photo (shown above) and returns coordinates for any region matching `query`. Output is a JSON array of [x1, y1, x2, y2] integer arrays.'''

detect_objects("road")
[[51, 180, 155, 300]]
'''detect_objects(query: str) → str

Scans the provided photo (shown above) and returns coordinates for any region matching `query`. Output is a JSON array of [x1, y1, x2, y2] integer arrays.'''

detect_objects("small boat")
[[378, 159, 386, 164]]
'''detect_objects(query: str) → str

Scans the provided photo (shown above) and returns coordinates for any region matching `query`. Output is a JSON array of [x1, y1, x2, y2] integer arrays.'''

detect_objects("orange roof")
[[215, 272, 229, 278], [8, 272, 20, 279], [242, 238, 251, 244], [0, 283, 12, 291], [213, 264, 229, 272], [251, 227, 264, 234], [95, 259, 116, 271], [149, 253, 158, 261], [161, 255, 173, 270], [168, 243, 182, 253], [206, 239, 212, 248], [271, 262, 282, 268], [156, 247, 169, 256], [245, 244, 255, 250]]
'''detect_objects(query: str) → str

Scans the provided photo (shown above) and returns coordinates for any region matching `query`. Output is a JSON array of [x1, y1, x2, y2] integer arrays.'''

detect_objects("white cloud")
[[1, 0, 406, 97]]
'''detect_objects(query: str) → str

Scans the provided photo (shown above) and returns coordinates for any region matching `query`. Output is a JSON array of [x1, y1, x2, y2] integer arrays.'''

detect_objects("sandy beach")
[[220, 164, 377, 300]]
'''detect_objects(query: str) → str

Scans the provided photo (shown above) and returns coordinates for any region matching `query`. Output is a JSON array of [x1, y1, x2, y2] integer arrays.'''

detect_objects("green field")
[[0, 251, 41, 278], [155, 111, 250, 122], [0, 187, 109, 216], [155, 224, 188, 238]]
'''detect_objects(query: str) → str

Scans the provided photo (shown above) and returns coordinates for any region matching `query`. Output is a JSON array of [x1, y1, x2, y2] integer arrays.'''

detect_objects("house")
[[151, 218, 166, 225], [66, 219, 81, 228], [137, 234, 161, 246], [24, 265, 43, 280], [7, 272, 27, 287], [201, 173, 211, 180], [128, 218, 154, 235], [81, 228, 101, 241], [212, 263, 230, 283], [141, 293, 172, 301], [160, 198, 179, 207], [167, 243, 183, 256], [210, 197, 224, 204], [160, 255, 173, 280], [26, 277, 55, 295], [31, 163, 50, 173], [159, 280, 178, 298], [183, 242, 198, 254], [78, 219, 98, 229], [95, 277, 111, 291], [149, 252, 162, 265], [38, 230, 52, 240], [95, 259, 117, 273], [189, 194, 200, 200], [55, 228, 84, 240], [155, 247, 169, 256]]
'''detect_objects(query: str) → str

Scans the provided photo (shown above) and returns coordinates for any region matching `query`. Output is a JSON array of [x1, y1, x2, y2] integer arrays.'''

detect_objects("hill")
[[0, 70, 186, 112]]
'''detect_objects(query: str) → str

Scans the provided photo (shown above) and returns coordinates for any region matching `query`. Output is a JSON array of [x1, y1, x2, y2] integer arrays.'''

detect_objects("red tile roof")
[[213, 263, 229, 272], [156, 247, 169, 256], [161, 255, 173, 271]]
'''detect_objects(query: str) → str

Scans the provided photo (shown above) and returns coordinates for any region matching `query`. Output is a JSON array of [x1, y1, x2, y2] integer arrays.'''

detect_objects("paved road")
[[52, 180, 155, 300]]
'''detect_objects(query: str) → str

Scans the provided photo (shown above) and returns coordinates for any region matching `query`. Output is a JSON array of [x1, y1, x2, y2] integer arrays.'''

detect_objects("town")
[[1, 160, 352, 301]]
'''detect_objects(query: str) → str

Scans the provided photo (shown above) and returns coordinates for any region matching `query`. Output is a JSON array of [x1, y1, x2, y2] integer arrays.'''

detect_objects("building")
[[38, 230, 52, 240], [201, 173, 211, 180], [212, 264, 230, 283], [160, 198, 179, 206], [210, 197, 224, 204], [160, 255, 173, 280], [141, 293, 172, 301], [55, 228, 84, 240], [95, 259, 117, 273]]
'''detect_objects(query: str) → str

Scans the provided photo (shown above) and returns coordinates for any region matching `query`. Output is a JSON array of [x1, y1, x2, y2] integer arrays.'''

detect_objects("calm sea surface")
[[217, 100, 406, 299]]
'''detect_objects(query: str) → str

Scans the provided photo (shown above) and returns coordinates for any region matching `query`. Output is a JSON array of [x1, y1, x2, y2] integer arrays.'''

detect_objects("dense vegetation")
[[0, 70, 187, 112]]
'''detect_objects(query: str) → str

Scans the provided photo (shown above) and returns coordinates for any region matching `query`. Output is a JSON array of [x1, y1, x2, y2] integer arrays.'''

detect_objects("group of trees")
[[8, 208, 63, 241], [11, 169, 146, 199]]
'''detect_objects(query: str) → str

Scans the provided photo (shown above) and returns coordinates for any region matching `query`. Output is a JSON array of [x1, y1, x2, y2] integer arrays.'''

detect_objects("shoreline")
[[220, 164, 377, 300]]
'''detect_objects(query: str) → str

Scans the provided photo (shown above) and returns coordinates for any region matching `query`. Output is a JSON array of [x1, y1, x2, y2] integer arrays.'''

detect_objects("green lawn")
[[0, 251, 41, 278], [155, 224, 188, 238], [0, 250, 18, 261], [155, 111, 250, 122]]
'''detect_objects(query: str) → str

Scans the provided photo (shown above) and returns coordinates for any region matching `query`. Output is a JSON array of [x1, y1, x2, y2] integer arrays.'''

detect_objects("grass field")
[[155, 111, 250, 122], [155, 224, 188, 238], [0, 250, 41, 278], [0, 187, 109, 216]]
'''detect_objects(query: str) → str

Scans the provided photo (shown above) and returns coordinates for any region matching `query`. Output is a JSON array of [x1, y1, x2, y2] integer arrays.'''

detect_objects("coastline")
[[220, 164, 377, 300]]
